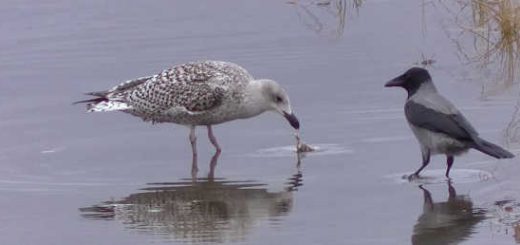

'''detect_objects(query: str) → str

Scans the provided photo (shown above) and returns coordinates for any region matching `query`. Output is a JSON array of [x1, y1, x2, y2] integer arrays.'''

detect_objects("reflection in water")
[[490, 199, 520, 243], [289, 0, 363, 38], [429, 1, 520, 144], [80, 153, 303, 243], [439, 0, 520, 92], [516, 224, 520, 243], [506, 105, 520, 145], [411, 182, 487, 245]]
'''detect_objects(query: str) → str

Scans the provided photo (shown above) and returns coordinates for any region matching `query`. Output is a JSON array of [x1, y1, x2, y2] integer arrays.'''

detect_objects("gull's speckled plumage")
[[84, 61, 255, 125], [77, 60, 299, 172], [77, 59, 299, 145]]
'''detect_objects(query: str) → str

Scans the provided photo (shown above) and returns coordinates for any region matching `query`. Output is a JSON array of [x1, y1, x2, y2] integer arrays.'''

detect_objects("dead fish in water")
[[298, 142, 315, 153], [295, 131, 316, 153]]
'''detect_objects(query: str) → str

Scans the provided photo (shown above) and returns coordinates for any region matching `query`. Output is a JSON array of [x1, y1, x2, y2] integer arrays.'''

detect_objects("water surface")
[[1, 0, 519, 244]]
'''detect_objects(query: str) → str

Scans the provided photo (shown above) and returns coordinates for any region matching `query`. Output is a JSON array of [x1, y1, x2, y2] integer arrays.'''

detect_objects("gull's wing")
[[126, 77, 226, 114], [121, 61, 250, 113], [79, 61, 252, 114]]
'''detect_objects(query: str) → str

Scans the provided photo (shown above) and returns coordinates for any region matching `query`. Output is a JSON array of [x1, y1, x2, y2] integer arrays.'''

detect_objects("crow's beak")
[[385, 75, 404, 87], [283, 112, 300, 130]]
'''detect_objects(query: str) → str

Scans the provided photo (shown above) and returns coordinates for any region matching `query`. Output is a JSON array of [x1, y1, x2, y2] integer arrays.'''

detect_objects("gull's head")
[[258, 79, 300, 130]]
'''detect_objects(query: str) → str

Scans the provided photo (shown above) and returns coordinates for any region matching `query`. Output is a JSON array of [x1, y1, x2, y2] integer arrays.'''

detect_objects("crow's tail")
[[471, 138, 514, 159]]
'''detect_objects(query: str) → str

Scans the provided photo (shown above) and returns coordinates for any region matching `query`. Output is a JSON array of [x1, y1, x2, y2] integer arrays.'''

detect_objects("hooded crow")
[[385, 67, 514, 178]]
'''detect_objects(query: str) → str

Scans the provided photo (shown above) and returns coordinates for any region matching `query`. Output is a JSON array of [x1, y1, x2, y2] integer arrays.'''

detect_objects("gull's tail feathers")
[[73, 93, 131, 112]]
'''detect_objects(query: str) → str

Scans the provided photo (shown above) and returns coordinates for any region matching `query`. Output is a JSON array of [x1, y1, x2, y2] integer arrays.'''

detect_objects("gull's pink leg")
[[208, 150, 221, 180], [207, 125, 222, 153], [189, 126, 198, 177]]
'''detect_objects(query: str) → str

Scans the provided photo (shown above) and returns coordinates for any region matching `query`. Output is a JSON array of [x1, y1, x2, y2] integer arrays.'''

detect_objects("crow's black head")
[[385, 67, 432, 96]]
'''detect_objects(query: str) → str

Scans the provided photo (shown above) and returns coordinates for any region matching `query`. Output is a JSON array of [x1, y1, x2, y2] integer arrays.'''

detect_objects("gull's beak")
[[385, 74, 404, 87], [283, 111, 300, 130]]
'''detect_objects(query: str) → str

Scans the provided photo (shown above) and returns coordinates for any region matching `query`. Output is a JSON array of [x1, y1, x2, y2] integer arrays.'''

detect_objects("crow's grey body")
[[386, 67, 513, 178], [406, 82, 474, 158]]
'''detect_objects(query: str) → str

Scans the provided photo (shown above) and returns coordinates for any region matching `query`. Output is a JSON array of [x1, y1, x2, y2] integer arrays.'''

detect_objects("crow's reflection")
[[80, 153, 303, 243], [411, 182, 487, 245]]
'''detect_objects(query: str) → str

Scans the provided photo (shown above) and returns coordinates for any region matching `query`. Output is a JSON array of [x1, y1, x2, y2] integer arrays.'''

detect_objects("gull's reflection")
[[412, 182, 487, 245], [80, 153, 303, 243]]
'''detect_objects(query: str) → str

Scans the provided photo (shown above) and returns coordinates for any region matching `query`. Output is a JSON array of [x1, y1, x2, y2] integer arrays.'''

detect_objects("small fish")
[[295, 131, 316, 153]]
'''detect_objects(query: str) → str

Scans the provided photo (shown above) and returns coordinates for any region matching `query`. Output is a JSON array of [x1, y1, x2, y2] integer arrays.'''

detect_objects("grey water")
[[1, 0, 520, 244]]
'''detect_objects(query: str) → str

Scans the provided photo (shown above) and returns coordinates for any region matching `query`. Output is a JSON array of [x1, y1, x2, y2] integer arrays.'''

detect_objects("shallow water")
[[1, 0, 520, 244]]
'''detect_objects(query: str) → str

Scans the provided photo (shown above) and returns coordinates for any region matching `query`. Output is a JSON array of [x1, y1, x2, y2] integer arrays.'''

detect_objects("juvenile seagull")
[[385, 67, 514, 178], [76, 60, 300, 159]]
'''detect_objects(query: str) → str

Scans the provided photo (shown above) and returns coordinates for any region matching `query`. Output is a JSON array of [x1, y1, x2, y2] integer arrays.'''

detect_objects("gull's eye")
[[275, 96, 283, 103]]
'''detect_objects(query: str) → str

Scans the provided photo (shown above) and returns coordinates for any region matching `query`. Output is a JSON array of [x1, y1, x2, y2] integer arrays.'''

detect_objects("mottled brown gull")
[[75, 60, 299, 164]]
